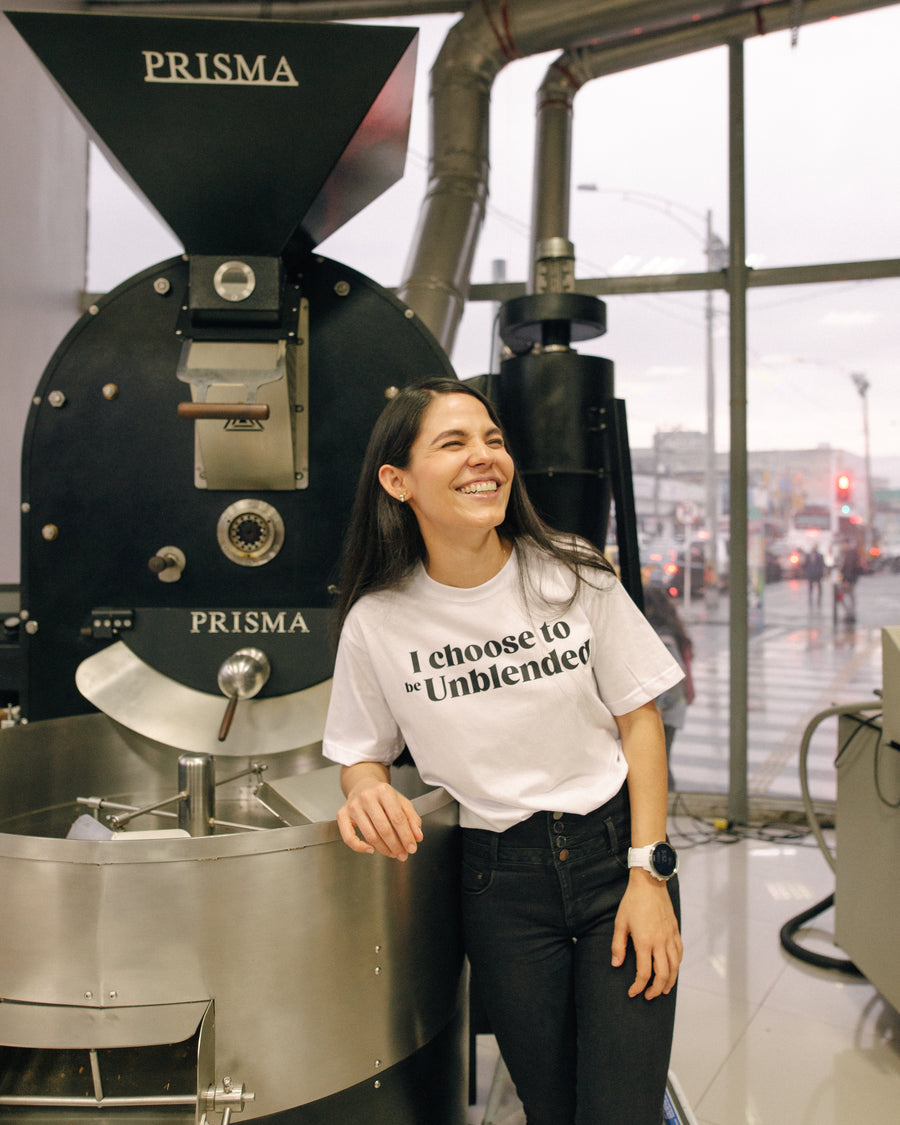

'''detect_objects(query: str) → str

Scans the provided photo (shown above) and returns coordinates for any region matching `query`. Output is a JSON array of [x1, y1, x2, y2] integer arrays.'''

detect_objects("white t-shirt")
[[322, 545, 683, 832]]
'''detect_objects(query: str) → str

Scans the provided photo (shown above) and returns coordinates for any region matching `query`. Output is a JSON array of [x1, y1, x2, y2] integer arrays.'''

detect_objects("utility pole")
[[705, 211, 728, 610], [850, 372, 874, 551]]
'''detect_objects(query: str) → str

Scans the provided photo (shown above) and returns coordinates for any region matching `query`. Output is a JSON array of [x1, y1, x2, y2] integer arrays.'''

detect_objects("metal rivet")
[[384, 386, 399, 400], [374, 1059, 382, 1068], [374, 966, 382, 975], [25, 621, 38, 635], [32, 396, 41, 406], [153, 277, 171, 295], [108, 991, 118, 1000], [404, 308, 414, 319], [21, 502, 30, 513], [88, 304, 99, 316], [41, 524, 58, 541], [48, 390, 67, 408], [84, 991, 93, 1000], [374, 945, 382, 953], [102, 384, 119, 401], [374, 1080, 381, 1089], [334, 280, 350, 296]]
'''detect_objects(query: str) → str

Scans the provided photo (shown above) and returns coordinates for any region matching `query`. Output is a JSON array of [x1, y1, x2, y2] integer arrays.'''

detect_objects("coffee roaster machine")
[[1, 12, 467, 1123]]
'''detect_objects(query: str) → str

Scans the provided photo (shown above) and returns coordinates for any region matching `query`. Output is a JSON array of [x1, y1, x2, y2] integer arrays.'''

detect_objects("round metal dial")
[[217, 499, 284, 567]]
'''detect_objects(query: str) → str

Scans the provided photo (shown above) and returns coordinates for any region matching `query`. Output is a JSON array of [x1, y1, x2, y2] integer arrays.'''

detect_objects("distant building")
[[629, 432, 892, 549]]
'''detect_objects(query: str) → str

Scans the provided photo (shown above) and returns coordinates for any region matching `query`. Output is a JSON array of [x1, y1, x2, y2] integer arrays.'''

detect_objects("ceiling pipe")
[[394, 0, 771, 351], [531, 0, 900, 264], [91, 1, 466, 15], [395, 0, 896, 353]]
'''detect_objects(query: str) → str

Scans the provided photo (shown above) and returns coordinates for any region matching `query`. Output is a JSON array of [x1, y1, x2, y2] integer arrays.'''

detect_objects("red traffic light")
[[836, 472, 851, 503]]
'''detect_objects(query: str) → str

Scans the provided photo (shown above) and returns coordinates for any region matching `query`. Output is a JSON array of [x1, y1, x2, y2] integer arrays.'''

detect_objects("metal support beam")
[[466, 257, 900, 302], [727, 41, 749, 827]]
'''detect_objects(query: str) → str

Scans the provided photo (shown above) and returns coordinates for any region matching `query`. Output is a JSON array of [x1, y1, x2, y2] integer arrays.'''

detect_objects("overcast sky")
[[88, 5, 900, 479]]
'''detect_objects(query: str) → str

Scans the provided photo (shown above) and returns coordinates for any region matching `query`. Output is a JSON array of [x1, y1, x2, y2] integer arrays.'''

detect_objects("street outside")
[[668, 566, 898, 805]]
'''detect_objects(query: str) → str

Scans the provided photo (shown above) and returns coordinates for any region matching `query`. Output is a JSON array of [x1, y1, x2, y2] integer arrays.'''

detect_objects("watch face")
[[651, 842, 678, 879]]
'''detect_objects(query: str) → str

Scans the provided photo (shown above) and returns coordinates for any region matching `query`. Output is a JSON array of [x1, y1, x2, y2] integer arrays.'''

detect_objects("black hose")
[[779, 892, 864, 976]]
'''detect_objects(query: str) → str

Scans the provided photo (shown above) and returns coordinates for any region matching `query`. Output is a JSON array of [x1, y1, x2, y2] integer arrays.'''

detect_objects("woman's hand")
[[611, 869, 683, 1000], [337, 762, 423, 861]]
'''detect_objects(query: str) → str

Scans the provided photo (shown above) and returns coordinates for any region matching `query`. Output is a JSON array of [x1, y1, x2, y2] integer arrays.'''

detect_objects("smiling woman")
[[320, 376, 686, 1125]]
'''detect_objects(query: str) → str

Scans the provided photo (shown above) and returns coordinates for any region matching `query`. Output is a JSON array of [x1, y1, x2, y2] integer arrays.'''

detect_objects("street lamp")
[[850, 371, 875, 551], [576, 185, 727, 603]]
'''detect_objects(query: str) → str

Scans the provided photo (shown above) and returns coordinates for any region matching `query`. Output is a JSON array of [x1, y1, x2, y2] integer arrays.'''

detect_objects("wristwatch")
[[627, 841, 678, 881]]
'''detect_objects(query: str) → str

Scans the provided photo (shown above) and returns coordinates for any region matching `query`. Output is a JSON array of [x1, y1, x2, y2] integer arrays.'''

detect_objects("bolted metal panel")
[[19, 252, 453, 723]]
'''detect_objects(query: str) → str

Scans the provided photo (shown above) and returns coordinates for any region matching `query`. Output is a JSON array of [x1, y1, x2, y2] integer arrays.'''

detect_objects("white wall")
[[0, 4, 88, 585]]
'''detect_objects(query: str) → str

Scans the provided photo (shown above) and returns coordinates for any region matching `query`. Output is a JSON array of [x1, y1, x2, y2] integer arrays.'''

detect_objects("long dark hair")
[[334, 377, 614, 631]]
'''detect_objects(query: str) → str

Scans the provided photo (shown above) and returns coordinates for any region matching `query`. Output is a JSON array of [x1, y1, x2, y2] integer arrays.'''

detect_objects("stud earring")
[[399, 490, 408, 503]]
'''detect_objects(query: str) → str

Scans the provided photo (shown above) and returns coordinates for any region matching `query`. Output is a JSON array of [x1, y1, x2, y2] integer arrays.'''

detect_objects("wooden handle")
[[218, 695, 238, 742], [178, 402, 270, 421]]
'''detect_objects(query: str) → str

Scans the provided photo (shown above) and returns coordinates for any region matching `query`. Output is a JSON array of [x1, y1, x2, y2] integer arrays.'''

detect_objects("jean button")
[[552, 812, 565, 821], [555, 835, 567, 847], [558, 849, 569, 862], [553, 820, 565, 833]]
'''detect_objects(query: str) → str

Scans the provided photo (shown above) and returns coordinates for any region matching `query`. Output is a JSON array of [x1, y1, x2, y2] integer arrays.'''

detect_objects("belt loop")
[[489, 829, 499, 863], [604, 816, 618, 856]]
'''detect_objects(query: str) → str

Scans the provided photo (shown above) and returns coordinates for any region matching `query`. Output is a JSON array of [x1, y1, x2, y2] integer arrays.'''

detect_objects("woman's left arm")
[[612, 701, 683, 1001]]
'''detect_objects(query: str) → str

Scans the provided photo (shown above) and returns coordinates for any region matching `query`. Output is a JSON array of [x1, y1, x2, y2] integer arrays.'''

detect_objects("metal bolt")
[[48, 390, 67, 408], [102, 383, 119, 401], [153, 277, 171, 295], [41, 524, 58, 541], [334, 280, 351, 297]]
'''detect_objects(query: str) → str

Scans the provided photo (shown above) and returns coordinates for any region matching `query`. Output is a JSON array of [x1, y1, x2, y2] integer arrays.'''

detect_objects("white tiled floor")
[[468, 818, 900, 1124]]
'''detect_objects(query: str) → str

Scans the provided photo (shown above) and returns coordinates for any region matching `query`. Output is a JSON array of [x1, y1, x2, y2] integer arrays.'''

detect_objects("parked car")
[[640, 541, 705, 598], [767, 542, 807, 580], [869, 542, 900, 573]]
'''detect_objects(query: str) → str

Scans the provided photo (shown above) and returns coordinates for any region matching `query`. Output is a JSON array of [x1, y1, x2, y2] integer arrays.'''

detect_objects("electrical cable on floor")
[[778, 891, 864, 977]]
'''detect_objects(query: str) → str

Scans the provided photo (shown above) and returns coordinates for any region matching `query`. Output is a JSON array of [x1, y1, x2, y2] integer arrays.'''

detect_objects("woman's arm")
[[336, 761, 424, 861], [611, 701, 683, 1000]]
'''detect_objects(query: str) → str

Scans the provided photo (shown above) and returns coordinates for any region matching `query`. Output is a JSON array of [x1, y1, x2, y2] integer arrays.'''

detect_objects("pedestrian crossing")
[[669, 621, 883, 802]]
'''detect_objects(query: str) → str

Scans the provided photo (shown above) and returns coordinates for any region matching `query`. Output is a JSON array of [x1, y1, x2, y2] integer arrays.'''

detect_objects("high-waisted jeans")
[[461, 785, 679, 1125]]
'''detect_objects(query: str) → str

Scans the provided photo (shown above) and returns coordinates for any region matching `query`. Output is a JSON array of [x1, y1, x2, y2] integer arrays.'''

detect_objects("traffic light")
[[836, 472, 852, 513]]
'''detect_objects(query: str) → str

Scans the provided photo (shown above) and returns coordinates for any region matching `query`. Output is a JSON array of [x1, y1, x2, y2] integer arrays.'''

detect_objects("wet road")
[[669, 568, 898, 803]]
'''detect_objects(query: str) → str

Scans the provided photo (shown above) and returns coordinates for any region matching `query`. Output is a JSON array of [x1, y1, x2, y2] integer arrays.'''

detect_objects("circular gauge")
[[217, 499, 285, 566], [213, 260, 257, 303]]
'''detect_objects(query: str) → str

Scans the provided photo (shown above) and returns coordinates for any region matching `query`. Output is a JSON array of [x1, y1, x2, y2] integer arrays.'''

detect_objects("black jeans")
[[461, 786, 679, 1125]]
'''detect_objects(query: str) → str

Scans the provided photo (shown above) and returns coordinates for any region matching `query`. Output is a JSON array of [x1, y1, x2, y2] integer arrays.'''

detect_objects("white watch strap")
[[627, 845, 654, 869]]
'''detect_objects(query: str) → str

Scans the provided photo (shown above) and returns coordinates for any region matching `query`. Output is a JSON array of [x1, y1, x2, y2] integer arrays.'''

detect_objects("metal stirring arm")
[[76, 762, 271, 835]]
